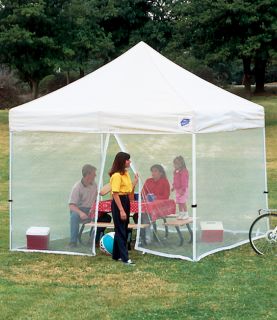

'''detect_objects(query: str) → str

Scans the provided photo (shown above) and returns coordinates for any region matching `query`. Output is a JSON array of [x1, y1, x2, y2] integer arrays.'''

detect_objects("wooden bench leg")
[[175, 226, 184, 246], [162, 218, 169, 238], [78, 218, 92, 244], [151, 221, 163, 245], [90, 227, 96, 244], [78, 224, 85, 244], [152, 221, 157, 242], [186, 223, 193, 243]]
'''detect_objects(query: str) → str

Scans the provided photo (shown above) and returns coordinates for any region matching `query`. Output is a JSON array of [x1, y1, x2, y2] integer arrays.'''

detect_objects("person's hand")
[[80, 212, 89, 220], [120, 209, 127, 221], [134, 173, 139, 185]]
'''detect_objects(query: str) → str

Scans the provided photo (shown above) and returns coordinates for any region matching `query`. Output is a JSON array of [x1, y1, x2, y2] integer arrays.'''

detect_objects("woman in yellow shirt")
[[109, 152, 138, 265]]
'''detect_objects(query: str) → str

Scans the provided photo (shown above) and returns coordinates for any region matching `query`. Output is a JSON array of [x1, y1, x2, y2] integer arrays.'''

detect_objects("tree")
[[170, 0, 277, 93], [129, 0, 176, 51], [0, 0, 114, 97], [100, 0, 152, 56], [56, 0, 114, 81], [0, 0, 65, 98], [100, 0, 175, 57]]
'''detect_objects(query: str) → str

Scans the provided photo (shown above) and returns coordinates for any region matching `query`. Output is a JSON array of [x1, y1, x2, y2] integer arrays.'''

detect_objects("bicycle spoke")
[[249, 213, 277, 256]]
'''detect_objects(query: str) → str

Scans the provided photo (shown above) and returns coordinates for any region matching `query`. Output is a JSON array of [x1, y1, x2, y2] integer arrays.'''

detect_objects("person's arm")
[[69, 184, 90, 220], [160, 179, 170, 199], [180, 170, 189, 194], [99, 183, 111, 196], [112, 192, 127, 221], [132, 173, 139, 189], [171, 173, 175, 192], [69, 204, 89, 220], [141, 179, 150, 200], [130, 173, 139, 199]]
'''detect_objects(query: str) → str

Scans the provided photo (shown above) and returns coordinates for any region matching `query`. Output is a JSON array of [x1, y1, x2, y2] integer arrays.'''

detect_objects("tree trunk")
[[31, 79, 39, 99], [79, 67, 85, 78], [242, 57, 252, 94], [254, 58, 266, 93], [66, 71, 70, 85]]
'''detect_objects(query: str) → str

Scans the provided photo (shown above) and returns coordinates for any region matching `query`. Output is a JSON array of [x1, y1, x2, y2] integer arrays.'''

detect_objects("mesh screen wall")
[[11, 131, 102, 255], [117, 134, 193, 260], [10, 128, 267, 260], [117, 128, 266, 261], [195, 128, 266, 260]]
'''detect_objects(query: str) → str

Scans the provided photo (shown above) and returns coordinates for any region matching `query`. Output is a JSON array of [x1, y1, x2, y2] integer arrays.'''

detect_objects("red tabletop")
[[90, 199, 176, 222]]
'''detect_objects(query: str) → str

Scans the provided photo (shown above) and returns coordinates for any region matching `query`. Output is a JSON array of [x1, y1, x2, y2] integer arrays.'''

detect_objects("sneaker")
[[177, 212, 189, 220], [123, 259, 135, 266], [177, 212, 182, 220], [177, 212, 184, 220]]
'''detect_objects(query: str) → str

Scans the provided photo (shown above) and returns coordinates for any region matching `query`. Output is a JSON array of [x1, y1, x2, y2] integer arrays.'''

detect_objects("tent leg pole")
[[192, 133, 197, 261], [263, 128, 269, 210], [9, 131, 13, 251], [92, 133, 110, 255]]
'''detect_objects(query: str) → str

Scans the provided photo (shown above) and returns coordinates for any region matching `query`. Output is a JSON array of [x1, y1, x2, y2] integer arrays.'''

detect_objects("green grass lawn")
[[0, 97, 276, 320]]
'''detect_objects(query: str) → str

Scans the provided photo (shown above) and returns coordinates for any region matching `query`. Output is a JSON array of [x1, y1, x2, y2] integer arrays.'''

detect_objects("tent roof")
[[9, 41, 264, 134]]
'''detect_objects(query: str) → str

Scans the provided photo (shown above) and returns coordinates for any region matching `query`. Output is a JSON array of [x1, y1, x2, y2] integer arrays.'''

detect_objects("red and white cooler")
[[26, 227, 50, 250], [200, 221, 223, 243]]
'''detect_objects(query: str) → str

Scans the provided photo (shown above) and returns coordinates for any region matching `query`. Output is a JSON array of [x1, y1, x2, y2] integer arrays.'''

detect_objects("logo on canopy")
[[180, 118, 190, 126]]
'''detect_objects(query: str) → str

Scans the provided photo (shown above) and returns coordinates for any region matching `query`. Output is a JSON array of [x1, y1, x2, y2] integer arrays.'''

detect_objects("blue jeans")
[[70, 207, 111, 244]]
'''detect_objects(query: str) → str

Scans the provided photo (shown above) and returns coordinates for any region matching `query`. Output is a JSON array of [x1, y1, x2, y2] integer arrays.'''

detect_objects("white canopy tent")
[[9, 42, 268, 261]]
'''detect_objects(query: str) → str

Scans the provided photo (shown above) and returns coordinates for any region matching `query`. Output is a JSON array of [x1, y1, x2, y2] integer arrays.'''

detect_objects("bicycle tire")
[[249, 213, 277, 255]]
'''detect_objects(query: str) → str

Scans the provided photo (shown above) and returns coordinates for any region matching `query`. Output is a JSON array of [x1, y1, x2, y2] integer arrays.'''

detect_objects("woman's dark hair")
[[150, 164, 166, 178], [109, 152, 130, 177]]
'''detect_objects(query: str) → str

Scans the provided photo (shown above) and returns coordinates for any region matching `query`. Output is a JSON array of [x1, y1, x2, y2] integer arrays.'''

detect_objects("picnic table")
[[90, 199, 176, 222]]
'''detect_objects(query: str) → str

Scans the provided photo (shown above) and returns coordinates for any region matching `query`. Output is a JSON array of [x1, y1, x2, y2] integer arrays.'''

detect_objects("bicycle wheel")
[[249, 213, 277, 256]]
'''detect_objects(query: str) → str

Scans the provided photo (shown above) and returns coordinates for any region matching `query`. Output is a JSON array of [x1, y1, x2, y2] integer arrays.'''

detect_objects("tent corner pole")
[[9, 131, 13, 251], [263, 128, 269, 209], [91, 133, 110, 256], [192, 133, 197, 261]]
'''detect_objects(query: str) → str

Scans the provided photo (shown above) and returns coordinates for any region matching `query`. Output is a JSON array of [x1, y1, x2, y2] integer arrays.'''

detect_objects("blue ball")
[[100, 232, 115, 255]]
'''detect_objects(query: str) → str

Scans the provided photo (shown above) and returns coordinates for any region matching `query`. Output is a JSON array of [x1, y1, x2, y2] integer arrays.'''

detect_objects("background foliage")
[[0, 0, 276, 106]]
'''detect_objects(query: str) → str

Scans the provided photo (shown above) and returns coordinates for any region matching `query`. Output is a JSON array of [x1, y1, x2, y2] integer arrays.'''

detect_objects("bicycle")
[[249, 209, 277, 256]]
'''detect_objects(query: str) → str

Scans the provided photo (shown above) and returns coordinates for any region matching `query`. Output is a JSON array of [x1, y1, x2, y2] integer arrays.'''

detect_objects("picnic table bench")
[[164, 217, 193, 246]]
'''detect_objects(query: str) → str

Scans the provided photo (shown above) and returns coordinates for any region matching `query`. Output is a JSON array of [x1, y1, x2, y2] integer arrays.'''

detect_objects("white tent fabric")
[[9, 41, 264, 134], [9, 42, 267, 261]]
